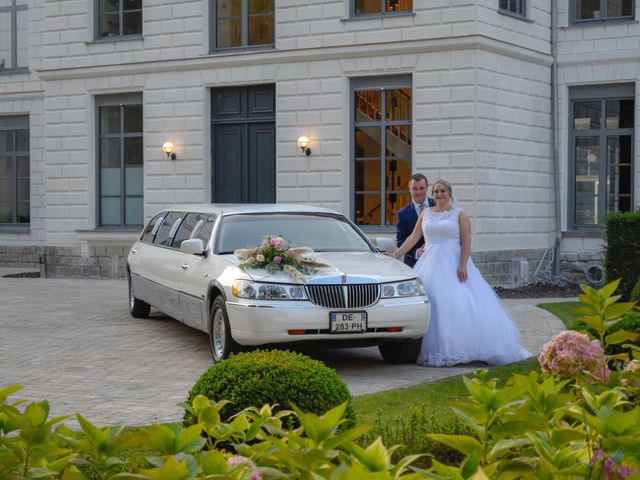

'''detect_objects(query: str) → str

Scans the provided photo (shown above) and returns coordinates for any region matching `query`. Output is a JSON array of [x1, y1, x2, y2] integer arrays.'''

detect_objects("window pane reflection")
[[574, 101, 600, 130], [606, 99, 634, 128], [248, 14, 273, 46], [608, 0, 632, 17], [606, 135, 632, 213], [574, 137, 599, 225], [355, 91, 382, 122], [386, 89, 411, 121], [576, 0, 600, 19], [354, 193, 381, 225], [355, 127, 381, 158]]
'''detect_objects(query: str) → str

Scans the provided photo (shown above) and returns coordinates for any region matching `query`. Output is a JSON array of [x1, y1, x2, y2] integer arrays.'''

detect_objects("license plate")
[[330, 312, 367, 333]]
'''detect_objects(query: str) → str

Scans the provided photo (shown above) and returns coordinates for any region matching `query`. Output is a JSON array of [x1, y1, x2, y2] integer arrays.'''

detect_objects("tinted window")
[[216, 214, 373, 254], [172, 213, 207, 248], [141, 213, 164, 243], [194, 215, 217, 246], [153, 212, 184, 246]]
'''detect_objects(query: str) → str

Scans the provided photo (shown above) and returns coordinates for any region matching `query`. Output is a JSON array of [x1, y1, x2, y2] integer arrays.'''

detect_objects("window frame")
[[0, 115, 29, 226], [351, 75, 413, 230], [568, 84, 635, 231], [498, 0, 526, 18], [210, 0, 275, 53], [95, 92, 144, 229], [350, 0, 413, 17], [570, 0, 635, 23], [94, 0, 143, 41], [0, 0, 28, 72]]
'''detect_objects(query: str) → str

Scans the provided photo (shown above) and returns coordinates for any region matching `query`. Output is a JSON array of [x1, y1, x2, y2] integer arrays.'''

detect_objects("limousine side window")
[[172, 212, 207, 248], [141, 213, 164, 243], [194, 215, 217, 246], [153, 212, 185, 246]]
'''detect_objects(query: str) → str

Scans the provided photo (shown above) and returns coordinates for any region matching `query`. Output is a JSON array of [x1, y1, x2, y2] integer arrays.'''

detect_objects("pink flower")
[[261, 239, 269, 246], [538, 330, 610, 383], [269, 238, 279, 246], [273, 256, 282, 264], [227, 455, 263, 480], [592, 450, 637, 479], [275, 242, 283, 250], [621, 359, 640, 387]]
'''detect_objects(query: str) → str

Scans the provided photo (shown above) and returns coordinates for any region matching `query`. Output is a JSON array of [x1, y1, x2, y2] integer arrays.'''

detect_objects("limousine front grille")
[[305, 284, 380, 309]]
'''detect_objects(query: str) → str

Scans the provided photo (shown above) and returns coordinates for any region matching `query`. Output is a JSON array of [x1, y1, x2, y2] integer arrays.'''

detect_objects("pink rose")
[[275, 242, 283, 250], [270, 238, 278, 245], [261, 239, 269, 246], [273, 256, 282, 264]]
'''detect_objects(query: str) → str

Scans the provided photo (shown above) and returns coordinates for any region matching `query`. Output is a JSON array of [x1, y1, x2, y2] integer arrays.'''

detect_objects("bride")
[[391, 179, 531, 366]]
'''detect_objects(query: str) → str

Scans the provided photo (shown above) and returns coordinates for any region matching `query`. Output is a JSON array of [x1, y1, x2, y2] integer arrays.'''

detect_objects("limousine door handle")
[[130, 249, 137, 254], [181, 263, 190, 270]]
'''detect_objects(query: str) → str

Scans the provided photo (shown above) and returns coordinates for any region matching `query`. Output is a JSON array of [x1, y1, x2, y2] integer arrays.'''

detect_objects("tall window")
[[353, 76, 412, 226], [573, 0, 633, 21], [0, 0, 28, 70], [213, 0, 274, 51], [0, 116, 29, 225], [97, 94, 143, 227], [96, 0, 142, 39], [353, 0, 412, 16], [570, 85, 634, 228], [499, 0, 526, 17]]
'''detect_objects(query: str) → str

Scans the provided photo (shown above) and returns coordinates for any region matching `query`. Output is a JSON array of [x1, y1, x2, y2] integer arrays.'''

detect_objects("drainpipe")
[[551, 0, 562, 277]]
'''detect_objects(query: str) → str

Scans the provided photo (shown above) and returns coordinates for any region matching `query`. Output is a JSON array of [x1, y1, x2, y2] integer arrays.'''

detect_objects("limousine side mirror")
[[375, 237, 396, 253], [181, 239, 207, 256]]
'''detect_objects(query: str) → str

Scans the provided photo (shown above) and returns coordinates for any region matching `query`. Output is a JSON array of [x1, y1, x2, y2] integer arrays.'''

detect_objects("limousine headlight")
[[380, 279, 424, 298], [232, 280, 308, 300]]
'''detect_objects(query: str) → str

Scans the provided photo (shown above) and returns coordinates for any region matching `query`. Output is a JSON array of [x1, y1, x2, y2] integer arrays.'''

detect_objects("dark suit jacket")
[[396, 198, 435, 268]]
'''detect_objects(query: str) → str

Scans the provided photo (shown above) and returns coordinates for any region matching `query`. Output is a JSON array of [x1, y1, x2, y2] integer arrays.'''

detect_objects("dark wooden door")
[[211, 85, 275, 203]]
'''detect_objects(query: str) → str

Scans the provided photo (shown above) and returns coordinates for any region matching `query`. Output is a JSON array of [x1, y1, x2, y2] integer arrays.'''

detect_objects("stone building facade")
[[0, 0, 637, 285]]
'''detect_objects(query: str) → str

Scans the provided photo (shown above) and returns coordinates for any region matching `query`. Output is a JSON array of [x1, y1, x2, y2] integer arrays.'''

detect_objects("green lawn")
[[537, 301, 582, 328], [352, 357, 539, 426]]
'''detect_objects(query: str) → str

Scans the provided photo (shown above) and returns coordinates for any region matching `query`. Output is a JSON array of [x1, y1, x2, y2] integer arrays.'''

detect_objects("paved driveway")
[[0, 276, 565, 426]]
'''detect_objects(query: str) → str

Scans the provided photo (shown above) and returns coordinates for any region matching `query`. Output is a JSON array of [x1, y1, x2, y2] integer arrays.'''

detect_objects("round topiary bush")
[[183, 349, 355, 428]]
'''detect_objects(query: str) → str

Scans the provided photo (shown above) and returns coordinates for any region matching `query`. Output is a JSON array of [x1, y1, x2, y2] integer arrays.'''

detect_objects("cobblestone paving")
[[0, 275, 567, 427]]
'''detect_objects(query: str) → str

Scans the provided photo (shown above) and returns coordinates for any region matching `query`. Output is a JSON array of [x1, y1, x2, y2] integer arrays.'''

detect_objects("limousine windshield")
[[215, 213, 373, 254]]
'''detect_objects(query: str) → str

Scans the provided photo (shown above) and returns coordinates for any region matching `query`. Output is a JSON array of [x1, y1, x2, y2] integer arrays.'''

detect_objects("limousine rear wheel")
[[128, 274, 150, 318], [209, 297, 242, 363], [378, 338, 422, 364]]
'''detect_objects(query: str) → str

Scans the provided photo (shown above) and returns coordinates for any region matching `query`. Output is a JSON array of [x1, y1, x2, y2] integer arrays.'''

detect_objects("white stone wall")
[[477, 0, 551, 55], [472, 50, 554, 252], [556, 3, 640, 256]]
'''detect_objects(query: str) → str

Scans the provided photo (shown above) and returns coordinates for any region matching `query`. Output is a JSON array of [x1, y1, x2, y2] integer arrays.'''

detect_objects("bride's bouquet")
[[234, 235, 330, 283]]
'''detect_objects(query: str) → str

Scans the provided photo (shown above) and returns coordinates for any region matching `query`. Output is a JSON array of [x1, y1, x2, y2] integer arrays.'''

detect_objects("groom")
[[395, 173, 434, 267]]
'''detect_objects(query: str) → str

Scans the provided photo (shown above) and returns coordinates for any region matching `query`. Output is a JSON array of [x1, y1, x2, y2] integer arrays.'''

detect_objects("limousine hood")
[[225, 251, 417, 284]]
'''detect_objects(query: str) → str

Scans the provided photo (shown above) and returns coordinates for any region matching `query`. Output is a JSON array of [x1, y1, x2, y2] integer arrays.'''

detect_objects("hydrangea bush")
[[538, 330, 610, 382]]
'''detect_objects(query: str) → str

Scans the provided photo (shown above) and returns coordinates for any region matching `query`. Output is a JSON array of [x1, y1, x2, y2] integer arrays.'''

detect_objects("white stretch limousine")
[[126, 204, 430, 363]]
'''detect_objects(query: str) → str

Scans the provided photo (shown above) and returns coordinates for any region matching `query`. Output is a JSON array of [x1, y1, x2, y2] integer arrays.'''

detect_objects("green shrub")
[[360, 407, 468, 468], [568, 311, 640, 357], [604, 210, 640, 299], [631, 278, 640, 302], [184, 349, 356, 428]]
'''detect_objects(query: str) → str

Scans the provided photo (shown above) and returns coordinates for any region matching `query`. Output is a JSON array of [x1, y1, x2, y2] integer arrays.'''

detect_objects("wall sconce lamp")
[[162, 142, 176, 160], [297, 136, 311, 156]]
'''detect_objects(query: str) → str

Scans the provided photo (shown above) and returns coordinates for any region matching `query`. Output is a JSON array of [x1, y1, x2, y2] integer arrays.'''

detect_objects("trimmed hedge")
[[184, 349, 356, 428], [604, 211, 640, 299]]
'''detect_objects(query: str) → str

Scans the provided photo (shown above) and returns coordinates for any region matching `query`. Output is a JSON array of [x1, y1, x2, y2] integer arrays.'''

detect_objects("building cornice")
[[558, 50, 640, 66], [35, 35, 552, 81]]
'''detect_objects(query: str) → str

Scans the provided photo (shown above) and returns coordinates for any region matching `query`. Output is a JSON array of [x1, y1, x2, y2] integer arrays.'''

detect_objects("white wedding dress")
[[414, 207, 531, 366]]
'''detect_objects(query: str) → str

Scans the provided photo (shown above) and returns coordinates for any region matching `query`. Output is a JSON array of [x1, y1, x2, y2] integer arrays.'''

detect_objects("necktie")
[[418, 203, 425, 214]]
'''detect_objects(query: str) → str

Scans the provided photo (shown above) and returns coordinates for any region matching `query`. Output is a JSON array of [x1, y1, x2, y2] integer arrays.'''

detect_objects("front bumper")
[[226, 297, 430, 346]]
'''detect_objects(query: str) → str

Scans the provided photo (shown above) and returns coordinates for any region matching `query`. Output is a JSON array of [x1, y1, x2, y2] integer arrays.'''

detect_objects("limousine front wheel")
[[378, 338, 422, 364], [209, 297, 242, 363], [128, 275, 150, 318]]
